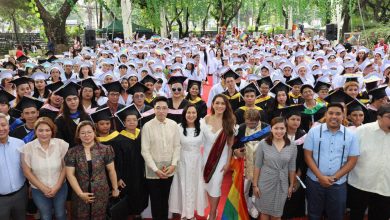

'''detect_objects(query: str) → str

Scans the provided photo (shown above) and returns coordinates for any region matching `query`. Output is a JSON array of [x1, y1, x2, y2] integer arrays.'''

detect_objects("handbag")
[[106, 195, 129, 220]]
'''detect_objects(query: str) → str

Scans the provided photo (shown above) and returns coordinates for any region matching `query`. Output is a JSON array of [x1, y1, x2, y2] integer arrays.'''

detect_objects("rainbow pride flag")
[[222, 158, 250, 220], [239, 32, 248, 41]]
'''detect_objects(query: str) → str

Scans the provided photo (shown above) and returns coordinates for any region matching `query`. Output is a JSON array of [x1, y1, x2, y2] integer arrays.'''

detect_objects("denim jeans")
[[31, 182, 68, 220], [306, 177, 347, 220]]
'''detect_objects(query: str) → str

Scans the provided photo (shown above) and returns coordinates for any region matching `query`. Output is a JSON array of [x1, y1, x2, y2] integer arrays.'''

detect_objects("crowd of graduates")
[[0, 32, 389, 220]]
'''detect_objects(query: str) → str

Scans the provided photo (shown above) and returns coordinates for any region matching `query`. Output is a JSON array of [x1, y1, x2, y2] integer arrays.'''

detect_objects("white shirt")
[[348, 121, 390, 196]]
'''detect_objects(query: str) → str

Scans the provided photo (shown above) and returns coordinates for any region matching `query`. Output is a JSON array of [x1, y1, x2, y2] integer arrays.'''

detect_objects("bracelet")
[[252, 185, 258, 188]]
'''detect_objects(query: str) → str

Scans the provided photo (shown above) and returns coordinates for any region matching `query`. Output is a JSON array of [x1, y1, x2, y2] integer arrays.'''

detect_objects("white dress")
[[169, 126, 208, 218], [201, 118, 229, 197]]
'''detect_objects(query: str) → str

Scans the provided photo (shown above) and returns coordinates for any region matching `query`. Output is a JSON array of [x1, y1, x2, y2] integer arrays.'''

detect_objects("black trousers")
[[348, 184, 390, 220], [146, 177, 173, 220]]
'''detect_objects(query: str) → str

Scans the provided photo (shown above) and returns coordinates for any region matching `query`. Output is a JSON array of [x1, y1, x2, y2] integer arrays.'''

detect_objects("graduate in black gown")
[[91, 107, 122, 149], [98, 81, 125, 131], [0, 89, 17, 127], [300, 84, 327, 132], [54, 81, 91, 148], [235, 82, 267, 125], [127, 82, 155, 128], [346, 99, 368, 127], [115, 104, 148, 218], [78, 78, 100, 113], [167, 75, 189, 124], [185, 79, 207, 119], [39, 81, 64, 122], [9, 76, 33, 118], [10, 96, 43, 143], [221, 69, 242, 112], [365, 86, 389, 123], [255, 76, 275, 112], [281, 105, 307, 219], [140, 74, 157, 107], [267, 82, 291, 122], [286, 77, 305, 105]]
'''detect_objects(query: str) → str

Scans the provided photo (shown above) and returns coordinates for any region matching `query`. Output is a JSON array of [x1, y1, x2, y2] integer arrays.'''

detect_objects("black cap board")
[[187, 79, 202, 93], [314, 81, 331, 93], [280, 104, 305, 118], [257, 76, 273, 87], [115, 104, 142, 126], [368, 85, 388, 101], [221, 69, 239, 80], [127, 82, 149, 95], [79, 78, 98, 90], [15, 96, 44, 112], [239, 82, 260, 98], [347, 98, 368, 115], [270, 81, 291, 94], [90, 107, 112, 123], [102, 81, 124, 93], [324, 89, 354, 104], [300, 84, 315, 93], [0, 89, 15, 104], [55, 81, 81, 98], [140, 75, 157, 85], [46, 81, 64, 93], [287, 77, 304, 86], [16, 55, 28, 62], [167, 76, 187, 85], [10, 77, 31, 87]]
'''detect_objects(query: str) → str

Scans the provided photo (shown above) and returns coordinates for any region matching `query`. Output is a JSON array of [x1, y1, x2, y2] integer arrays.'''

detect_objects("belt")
[[0, 184, 25, 197]]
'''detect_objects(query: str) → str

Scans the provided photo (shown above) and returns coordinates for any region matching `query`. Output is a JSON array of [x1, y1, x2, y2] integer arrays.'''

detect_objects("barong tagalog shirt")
[[348, 121, 390, 196], [141, 117, 181, 179]]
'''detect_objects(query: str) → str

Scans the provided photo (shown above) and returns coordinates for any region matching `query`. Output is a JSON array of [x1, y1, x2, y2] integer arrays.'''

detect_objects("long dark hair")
[[185, 82, 201, 100], [211, 94, 236, 136], [61, 95, 89, 136], [80, 86, 98, 107], [265, 116, 291, 147], [78, 67, 93, 79], [181, 104, 200, 137]]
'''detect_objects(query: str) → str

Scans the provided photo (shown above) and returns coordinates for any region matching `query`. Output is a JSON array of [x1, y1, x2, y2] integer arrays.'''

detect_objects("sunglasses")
[[172, 87, 182, 92]]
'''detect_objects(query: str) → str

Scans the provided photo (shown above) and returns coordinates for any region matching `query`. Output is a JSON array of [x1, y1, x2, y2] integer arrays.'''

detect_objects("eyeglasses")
[[79, 131, 94, 136], [172, 87, 182, 92], [133, 94, 145, 99]]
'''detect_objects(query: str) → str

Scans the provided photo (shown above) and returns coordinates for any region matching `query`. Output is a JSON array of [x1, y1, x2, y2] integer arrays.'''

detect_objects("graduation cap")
[[55, 81, 81, 98], [347, 99, 368, 116], [10, 77, 31, 87], [324, 89, 354, 104], [368, 85, 388, 101], [167, 75, 187, 85], [257, 76, 274, 88], [270, 81, 291, 94], [37, 59, 47, 65], [45, 50, 55, 56], [15, 96, 44, 112], [102, 81, 123, 93], [47, 56, 58, 63], [300, 84, 315, 94], [314, 81, 331, 93], [0, 89, 15, 104], [79, 78, 98, 90], [287, 77, 304, 87], [140, 74, 157, 85], [31, 72, 49, 81], [221, 69, 239, 80], [115, 104, 142, 126], [127, 82, 149, 95], [280, 104, 305, 118], [16, 55, 28, 62], [344, 74, 359, 83], [187, 79, 202, 93], [90, 107, 112, 123], [239, 82, 260, 97], [46, 81, 64, 93]]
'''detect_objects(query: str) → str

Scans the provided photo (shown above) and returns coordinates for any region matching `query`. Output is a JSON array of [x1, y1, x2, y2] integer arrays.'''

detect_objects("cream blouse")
[[20, 138, 69, 189]]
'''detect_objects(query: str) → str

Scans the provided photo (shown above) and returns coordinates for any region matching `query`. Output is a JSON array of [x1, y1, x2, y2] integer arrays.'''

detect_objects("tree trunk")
[[183, 7, 190, 37], [341, 0, 350, 39], [99, 4, 103, 29], [255, 2, 266, 32], [10, 12, 20, 44], [202, 3, 211, 34], [121, 0, 133, 40], [282, 7, 288, 29], [160, 5, 167, 37]]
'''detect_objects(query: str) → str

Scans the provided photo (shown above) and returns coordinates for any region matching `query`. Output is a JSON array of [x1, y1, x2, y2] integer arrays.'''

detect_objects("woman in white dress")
[[169, 104, 207, 219], [201, 94, 236, 220]]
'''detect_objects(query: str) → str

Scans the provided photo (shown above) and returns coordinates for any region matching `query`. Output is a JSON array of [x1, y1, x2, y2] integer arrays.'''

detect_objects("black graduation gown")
[[10, 124, 31, 140], [282, 129, 307, 218], [232, 122, 270, 150], [8, 116, 16, 126], [39, 108, 60, 122], [255, 96, 275, 112], [288, 94, 305, 105], [138, 105, 154, 128], [266, 106, 284, 123], [167, 98, 189, 124], [222, 90, 243, 112], [97, 104, 125, 131], [115, 131, 148, 214], [55, 114, 92, 148], [234, 106, 267, 125], [144, 96, 155, 108], [364, 108, 377, 123], [300, 105, 327, 132], [187, 97, 207, 119], [9, 107, 21, 118]]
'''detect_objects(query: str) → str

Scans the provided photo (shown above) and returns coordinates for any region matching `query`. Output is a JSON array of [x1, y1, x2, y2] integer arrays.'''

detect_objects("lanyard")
[[317, 124, 346, 169]]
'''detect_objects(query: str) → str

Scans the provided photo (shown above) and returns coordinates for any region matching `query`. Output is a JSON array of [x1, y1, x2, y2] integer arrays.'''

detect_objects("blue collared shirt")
[[0, 136, 26, 194], [304, 123, 360, 184]]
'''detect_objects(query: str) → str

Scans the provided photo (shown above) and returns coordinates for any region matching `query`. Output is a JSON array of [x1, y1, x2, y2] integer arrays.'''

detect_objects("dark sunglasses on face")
[[172, 87, 182, 92]]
